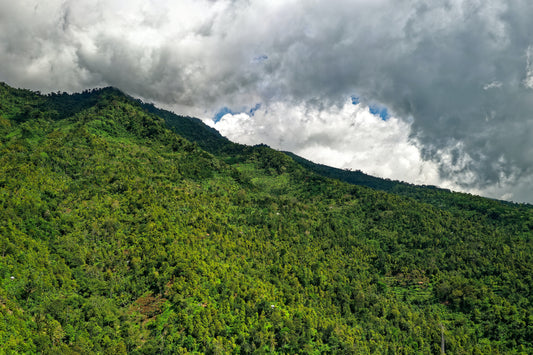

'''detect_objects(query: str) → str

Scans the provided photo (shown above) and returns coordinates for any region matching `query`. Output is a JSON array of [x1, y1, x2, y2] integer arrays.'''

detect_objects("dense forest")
[[0, 82, 532, 354]]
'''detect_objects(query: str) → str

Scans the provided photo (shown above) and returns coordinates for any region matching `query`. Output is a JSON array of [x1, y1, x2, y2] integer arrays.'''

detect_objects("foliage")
[[0, 82, 532, 354]]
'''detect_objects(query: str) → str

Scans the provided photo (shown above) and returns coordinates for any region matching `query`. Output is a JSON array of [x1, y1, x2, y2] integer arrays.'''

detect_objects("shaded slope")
[[140, 102, 233, 155], [284, 151, 533, 227], [283, 150, 404, 192]]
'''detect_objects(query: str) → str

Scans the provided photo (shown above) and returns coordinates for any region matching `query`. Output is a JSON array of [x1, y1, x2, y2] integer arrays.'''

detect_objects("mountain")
[[1, 82, 532, 354], [145, 97, 529, 220]]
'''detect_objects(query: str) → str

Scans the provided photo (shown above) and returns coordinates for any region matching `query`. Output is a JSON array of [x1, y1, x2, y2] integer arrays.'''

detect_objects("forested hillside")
[[1, 82, 532, 354]]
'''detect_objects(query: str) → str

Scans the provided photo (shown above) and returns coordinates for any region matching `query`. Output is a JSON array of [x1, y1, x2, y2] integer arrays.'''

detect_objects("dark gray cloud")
[[2, 0, 533, 201]]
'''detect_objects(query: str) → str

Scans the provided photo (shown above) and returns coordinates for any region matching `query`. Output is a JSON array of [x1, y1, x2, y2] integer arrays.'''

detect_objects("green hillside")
[[145, 99, 529, 222], [1, 82, 532, 354]]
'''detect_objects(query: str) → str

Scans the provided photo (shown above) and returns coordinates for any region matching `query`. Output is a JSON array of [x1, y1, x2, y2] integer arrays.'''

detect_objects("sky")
[[2, 0, 533, 203]]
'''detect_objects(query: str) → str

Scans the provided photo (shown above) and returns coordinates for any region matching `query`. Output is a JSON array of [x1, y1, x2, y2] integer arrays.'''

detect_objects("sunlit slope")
[[0, 83, 532, 354]]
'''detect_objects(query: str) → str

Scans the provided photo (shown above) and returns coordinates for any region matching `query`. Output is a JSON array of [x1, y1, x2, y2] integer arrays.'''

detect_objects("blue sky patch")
[[213, 103, 262, 122], [249, 103, 261, 116], [369, 105, 389, 121], [351, 95, 360, 105], [252, 54, 268, 63], [213, 107, 235, 123]]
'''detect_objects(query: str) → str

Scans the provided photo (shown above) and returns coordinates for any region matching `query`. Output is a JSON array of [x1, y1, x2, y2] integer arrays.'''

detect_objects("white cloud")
[[524, 45, 533, 89], [209, 99, 460, 190], [483, 81, 503, 90]]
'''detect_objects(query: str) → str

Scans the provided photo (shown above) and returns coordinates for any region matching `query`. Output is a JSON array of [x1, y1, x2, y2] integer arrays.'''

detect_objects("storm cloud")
[[2, 0, 533, 202]]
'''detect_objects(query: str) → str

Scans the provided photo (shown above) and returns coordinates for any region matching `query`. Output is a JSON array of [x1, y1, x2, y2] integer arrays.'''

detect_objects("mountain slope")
[[0, 83, 532, 354], [148, 96, 531, 224]]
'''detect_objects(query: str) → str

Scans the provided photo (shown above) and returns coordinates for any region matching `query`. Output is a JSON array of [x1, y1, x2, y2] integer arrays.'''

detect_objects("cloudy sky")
[[2, 0, 533, 203]]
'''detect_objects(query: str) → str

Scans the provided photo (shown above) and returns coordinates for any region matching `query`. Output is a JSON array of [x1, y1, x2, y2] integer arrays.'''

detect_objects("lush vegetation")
[[1, 82, 532, 354]]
